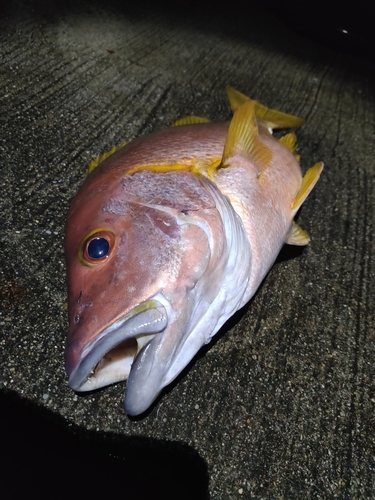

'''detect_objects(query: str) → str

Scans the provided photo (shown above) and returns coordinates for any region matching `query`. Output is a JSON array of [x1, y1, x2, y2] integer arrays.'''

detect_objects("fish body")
[[65, 87, 323, 415]]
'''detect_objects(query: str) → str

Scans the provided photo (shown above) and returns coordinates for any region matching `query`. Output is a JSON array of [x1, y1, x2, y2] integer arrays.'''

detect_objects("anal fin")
[[292, 162, 324, 212]]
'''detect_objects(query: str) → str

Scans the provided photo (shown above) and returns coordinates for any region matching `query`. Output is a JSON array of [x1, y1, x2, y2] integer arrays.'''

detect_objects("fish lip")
[[66, 300, 168, 392]]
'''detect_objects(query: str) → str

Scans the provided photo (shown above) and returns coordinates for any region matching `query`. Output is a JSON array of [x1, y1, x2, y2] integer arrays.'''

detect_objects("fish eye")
[[87, 237, 110, 259], [79, 229, 115, 266]]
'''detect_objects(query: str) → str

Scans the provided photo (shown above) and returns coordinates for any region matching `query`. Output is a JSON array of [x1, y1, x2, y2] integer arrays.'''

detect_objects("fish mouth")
[[66, 299, 168, 394]]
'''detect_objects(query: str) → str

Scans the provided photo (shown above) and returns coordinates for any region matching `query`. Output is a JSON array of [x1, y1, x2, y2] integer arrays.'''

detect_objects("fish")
[[64, 86, 323, 416]]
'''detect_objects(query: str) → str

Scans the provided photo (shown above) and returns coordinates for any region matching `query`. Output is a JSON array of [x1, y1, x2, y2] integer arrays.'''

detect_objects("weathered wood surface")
[[1, 1, 374, 498]]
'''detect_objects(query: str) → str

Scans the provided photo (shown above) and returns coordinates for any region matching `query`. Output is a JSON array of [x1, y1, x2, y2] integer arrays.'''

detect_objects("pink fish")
[[64, 87, 323, 415]]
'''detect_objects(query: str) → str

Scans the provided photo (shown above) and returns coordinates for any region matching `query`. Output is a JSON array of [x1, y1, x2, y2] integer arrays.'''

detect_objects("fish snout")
[[65, 299, 168, 393]]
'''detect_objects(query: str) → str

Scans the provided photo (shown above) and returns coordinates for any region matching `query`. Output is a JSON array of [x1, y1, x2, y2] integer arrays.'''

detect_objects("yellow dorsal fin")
[[226, 86, 305, 129], [292, 162, 324, 211], [172, 115, 210, 126], [255, 102, 305, 129], [278, 132, 301, 162], [86, 141, 128, 175], [226, 86, 250, 112], [222, 99, 272, 171], [286, 222, 310, 246]]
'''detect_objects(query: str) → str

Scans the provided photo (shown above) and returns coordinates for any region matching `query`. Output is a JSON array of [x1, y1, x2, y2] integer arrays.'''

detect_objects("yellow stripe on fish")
[[86, 140, 128, 175]]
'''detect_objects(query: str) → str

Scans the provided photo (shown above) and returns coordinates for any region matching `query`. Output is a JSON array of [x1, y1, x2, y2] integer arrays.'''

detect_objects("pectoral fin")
[[286, 222, 310, 245], [222, 99, 272, 172], [292, 162, 324, 212], [226, 86, 250, 112]]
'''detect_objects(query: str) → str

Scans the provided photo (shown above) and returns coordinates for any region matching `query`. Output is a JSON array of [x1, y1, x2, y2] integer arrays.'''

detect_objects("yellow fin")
[[286, 222, 310, 246], [278, 132, 300, 162], [86, 141, 128, 175], [279, 132, 297, 154], [222, 99, 272, 172], [292, 162, 324, 212], [226, 86, 250, 112], [206, 158, 222, 178], [226, 86, 305, 129], [255, 102, 305, 129], [172, 115, 210, 126]]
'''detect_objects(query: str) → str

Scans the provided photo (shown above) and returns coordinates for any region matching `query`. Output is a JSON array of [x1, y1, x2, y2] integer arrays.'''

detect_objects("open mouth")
[[67, 299, 168, 392]]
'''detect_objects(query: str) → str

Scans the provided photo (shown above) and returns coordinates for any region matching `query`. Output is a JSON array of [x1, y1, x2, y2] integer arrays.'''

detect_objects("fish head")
[[65, 166, 243, 415]]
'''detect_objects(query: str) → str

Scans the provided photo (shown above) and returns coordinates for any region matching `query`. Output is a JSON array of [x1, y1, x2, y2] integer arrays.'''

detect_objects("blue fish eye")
[[87, 237, 110, 260]]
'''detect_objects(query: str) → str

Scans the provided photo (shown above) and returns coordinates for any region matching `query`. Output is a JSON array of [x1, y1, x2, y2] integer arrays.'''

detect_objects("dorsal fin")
[[286, 222, 310, 245], [226, 86, 305, 129], [222, 99, 272, 171], [292, 162, 324, 212], [278, 132, 300, 162], [86, 141, 128, 175], [172, 115, 210, 126]]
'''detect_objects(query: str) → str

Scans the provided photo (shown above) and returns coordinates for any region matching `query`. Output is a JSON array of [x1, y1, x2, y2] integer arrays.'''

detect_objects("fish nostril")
[[75, 315, 80, 324]]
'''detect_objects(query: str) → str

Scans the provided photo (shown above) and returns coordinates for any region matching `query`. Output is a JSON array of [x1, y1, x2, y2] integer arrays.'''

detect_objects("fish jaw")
[[65, 299, 168, 391]]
